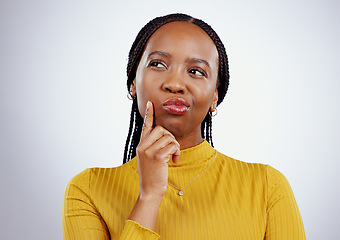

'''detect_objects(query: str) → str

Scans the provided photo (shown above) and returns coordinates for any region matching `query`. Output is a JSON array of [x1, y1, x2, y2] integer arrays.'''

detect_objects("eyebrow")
[[186, 57, 211, 69], [148, 51, 171, 58], [147, 51, 211, 69]]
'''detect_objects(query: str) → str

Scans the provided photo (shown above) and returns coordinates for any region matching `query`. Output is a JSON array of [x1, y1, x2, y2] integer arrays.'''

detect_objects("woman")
[[63, 13, 306, 239]]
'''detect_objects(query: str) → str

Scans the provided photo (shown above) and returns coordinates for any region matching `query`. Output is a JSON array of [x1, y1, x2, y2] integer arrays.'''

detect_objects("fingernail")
[[145, 101, 150, 116]]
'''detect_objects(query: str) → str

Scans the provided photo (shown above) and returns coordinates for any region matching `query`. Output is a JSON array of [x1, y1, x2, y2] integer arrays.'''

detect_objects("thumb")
[[140, 101, 154, 141]]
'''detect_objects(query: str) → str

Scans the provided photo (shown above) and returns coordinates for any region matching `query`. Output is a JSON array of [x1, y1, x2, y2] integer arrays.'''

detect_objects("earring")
[[209, 108, 218, 117], [127, 91, 136, 100]]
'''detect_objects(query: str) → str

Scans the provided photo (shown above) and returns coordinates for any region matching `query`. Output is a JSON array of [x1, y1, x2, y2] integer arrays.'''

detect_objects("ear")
[[130, 78, 137, 97], [210, 89, 218, 112]]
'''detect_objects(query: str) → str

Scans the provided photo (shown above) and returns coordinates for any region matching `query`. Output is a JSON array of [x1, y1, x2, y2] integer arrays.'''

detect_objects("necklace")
[[168, 150, 217, 196]]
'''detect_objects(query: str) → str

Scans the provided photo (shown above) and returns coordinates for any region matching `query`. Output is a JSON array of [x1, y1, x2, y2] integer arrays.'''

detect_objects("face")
[[131, 21, 219, 140]]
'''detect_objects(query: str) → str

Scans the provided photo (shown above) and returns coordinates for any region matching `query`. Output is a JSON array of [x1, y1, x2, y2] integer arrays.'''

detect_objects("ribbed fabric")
[[120, 220, 160, 239], [63, 140, 306, 239]]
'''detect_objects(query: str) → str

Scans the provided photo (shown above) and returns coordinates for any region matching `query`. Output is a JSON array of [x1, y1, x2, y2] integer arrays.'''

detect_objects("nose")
[[162, 69, 186, 94]]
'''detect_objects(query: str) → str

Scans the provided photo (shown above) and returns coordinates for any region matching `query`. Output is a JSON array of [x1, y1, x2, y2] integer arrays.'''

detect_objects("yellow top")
[[63, 140, 306, 239]]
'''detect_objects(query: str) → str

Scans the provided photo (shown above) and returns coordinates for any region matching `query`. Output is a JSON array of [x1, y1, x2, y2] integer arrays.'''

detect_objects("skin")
[[128, 21, 219, 231]]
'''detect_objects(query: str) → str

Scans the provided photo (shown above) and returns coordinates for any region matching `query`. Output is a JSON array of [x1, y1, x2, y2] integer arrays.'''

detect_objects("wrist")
[[138, 191, 164, 205], [128, 192, 164, 231]]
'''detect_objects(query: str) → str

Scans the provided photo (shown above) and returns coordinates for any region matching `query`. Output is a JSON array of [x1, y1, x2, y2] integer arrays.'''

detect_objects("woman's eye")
[[189, 69, 205, 77], [149, 61, 166, 69]]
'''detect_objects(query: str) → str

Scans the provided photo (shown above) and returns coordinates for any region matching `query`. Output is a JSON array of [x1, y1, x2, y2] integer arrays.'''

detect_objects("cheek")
[[136, 90, 148, 118], [135, 76, 147, 117], [190, 83, 216, 105], [136, 77, 152, 102], [135, 72, 161, 118]]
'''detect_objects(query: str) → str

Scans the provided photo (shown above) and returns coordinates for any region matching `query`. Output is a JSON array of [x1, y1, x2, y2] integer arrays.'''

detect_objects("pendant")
[[178, 190, 183, 196]]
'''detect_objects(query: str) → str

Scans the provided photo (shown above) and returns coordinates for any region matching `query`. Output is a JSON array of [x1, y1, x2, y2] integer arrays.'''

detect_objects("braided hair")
[[123, 13, 230, 164]]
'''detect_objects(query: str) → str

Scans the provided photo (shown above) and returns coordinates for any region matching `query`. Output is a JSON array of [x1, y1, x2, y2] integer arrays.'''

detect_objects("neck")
[[175, 128, 203, 150], [168, 139, 215, 167]]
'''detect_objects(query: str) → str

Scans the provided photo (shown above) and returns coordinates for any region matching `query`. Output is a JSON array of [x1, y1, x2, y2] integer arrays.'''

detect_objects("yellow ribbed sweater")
[[63, 140, 306, 239]]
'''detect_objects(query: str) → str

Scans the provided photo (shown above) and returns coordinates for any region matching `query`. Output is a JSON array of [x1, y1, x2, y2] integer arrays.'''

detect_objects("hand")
[[128, 101, 181, 230], [136, 101, 181, 198]]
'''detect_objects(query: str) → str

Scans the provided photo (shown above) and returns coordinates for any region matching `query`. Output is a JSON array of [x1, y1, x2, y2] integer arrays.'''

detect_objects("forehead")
[[144, 21, 218, 63]]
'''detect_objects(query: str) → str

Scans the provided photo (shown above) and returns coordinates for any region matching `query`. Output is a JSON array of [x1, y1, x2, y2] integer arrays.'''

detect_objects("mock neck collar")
[[169, 139, 215, 167]]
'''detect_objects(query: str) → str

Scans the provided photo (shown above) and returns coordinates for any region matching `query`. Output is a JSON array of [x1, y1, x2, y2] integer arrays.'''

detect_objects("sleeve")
[[265, 166, 306, 240], [62, 169, 160, 240]]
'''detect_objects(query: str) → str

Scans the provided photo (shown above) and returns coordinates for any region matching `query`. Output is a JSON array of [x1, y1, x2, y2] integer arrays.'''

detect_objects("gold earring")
[[209, 108, 217, 117]]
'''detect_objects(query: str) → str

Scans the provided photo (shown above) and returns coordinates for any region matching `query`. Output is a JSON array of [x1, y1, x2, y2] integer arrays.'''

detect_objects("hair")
[[123, 13, 230, 164]]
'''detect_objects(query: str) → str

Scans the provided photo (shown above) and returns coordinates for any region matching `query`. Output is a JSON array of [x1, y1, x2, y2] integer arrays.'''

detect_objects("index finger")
[[140, 101, 154, 141]]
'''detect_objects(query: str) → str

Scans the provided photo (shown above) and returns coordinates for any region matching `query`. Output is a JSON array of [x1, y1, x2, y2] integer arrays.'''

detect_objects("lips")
[[163, 97, 190, 115]]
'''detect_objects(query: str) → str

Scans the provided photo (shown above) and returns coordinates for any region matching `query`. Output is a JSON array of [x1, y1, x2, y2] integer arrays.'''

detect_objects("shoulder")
[[265, 165, 296, 209], [66, 158, 138, 192], [91, 158, 138, 180], [215, 151, 291, 190], [265, 165, 291, 187], [215, 151, 268, 178]]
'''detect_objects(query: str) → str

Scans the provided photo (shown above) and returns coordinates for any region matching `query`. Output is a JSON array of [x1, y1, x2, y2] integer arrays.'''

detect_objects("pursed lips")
[[163, 97, 190, 115]]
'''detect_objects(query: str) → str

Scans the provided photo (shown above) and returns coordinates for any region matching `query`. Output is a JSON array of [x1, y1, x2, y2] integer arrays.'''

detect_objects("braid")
[[123, 100, 136, 164], [130, 106, 143, 160], [208, 114, 214, 147], [123, 13, 229, 163], [201, 112, 214, 148], [123, 100, 144, 163]]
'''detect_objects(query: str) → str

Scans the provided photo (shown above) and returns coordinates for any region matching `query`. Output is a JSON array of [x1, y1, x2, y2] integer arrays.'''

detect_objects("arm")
[[128, 101, 180, 231], [63, 169, 160, 240], [63, 101, 179, 239], [62, 169, 110, 239], [265, 166, 306, 240]]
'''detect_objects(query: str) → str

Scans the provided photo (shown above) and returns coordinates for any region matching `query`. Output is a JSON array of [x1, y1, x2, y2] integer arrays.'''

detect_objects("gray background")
[[1, 0, 339, 239]]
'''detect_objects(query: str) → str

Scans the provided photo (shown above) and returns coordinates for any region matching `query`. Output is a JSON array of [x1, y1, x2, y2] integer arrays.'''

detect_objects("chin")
[[156, 118, 186, 135], [164, 121, 200, 141]]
